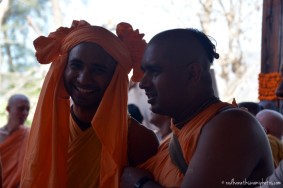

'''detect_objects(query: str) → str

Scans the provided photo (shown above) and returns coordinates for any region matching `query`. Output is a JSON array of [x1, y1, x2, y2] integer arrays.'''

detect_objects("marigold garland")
[[258, 72, 281, 100]]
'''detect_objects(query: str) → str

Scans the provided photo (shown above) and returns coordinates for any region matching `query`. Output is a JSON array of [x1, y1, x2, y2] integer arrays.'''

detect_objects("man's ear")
[[6, 106, 10, 113], [265, 127, 271, 135], [185, 63, 202, 85]]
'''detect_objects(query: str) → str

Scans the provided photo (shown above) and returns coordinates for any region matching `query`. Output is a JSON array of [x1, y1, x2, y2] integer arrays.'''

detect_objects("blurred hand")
[[120, 166, 153, 188]]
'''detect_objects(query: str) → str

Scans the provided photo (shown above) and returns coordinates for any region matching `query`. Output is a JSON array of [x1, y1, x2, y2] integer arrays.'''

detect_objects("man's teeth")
[[77, 87, 94, 93]]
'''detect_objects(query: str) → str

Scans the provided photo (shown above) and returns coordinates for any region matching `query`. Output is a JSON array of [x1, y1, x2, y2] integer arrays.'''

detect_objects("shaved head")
[[148, 28, 219, 69], [140, 28, 219, 119], [256, 109, 283, 140], [6, 94, 30, 127], [8, 94, 30, 107]]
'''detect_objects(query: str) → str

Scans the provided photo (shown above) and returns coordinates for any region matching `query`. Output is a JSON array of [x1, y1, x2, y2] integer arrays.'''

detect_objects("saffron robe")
[[0, 126, 29, 188], [67, 116, 101, 188], [67, 115, 141, 187], [139, 102, 233, 187]]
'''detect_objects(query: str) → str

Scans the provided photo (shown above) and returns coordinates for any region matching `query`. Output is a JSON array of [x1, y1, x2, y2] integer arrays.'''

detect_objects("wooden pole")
[[260, 0, 283, 111], [261, 0, 283, 74]]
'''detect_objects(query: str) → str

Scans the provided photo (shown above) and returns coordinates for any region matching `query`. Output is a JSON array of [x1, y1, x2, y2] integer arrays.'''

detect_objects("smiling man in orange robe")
[[20, 20, 159, 188]]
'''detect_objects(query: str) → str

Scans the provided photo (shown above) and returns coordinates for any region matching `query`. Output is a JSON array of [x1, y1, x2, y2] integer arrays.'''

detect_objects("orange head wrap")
[[21, 20, 146, 188]]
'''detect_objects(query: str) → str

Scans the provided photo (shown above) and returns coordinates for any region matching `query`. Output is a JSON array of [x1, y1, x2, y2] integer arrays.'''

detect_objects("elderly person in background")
[[256, 109, 283, 167], [0, 94, 30, 188]]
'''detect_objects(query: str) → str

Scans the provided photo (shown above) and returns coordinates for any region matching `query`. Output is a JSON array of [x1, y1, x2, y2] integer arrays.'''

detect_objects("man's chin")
[[73, 100, 100, 110], [150, 106, 170, 117], [150, 105, 161, 114]]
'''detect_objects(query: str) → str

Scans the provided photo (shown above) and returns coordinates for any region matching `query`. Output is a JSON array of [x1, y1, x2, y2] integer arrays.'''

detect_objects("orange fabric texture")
[[0, 126, 29, 188], [67, 115, 101, 187], [258, 72, 281, 101], [138, 102, 234, 187], [21, 20, 146, 188], [267, 134, 283, 167]]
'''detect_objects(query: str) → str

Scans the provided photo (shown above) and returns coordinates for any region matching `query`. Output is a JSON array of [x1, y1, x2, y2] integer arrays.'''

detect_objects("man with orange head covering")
[[20, 20, 158, 188]]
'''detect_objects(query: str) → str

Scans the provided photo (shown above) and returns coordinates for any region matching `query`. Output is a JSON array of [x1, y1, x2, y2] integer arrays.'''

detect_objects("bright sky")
[[61, 0, 201, 41]]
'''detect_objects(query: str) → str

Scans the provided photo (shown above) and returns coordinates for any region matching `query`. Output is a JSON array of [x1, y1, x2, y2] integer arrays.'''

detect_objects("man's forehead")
[[10, 98, 29, 106], [145, 42, 197, 66], [15, 100, 30, 106], [142, 48, 170, 67]]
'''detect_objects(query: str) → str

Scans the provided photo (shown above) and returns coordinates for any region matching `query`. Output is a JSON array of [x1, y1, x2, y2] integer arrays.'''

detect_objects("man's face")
[[64, 42, 117, 110], [139, 42, 188, 117], [7, 98, 30, 126]]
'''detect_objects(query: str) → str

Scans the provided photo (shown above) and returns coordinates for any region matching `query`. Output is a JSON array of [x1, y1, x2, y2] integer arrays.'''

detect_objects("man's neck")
[[1, 123, 20, 135], [173, 95, 219, 129], [72, 105, 97, 123], [71, 105, 97, 131]]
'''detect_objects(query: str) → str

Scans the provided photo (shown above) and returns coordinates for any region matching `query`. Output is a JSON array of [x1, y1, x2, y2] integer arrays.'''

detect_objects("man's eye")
[[151, 70, 160, 76], [69, 63, 81, 69], [143, 69, 160, 77], [92, 67, 107, 74]]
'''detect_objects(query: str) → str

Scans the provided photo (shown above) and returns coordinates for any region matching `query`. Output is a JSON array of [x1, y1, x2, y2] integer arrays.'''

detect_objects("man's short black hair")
[[149, 28, 219, 64]]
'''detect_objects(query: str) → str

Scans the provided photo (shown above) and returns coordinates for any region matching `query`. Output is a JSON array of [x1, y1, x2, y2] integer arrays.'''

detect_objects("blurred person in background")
[[238, 101, 263, 116], [0, 94, 30, 188], [256, 109, 283, 167], [128, 104, 144, 124]]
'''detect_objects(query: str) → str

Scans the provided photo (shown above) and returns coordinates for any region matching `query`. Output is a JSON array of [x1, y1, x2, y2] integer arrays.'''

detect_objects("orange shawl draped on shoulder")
[[67, 115, 101, 188], [0, 126, 29, 188], [21, 20, 146, 188], [139, 101, 234, 187]]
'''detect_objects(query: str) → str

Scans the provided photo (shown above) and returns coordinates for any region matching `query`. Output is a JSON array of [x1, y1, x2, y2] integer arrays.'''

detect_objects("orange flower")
[[258, 72, 281, 100]]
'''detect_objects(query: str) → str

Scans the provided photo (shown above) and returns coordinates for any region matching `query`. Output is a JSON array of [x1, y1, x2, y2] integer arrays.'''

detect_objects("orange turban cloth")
[[21, 20, 146, 188]]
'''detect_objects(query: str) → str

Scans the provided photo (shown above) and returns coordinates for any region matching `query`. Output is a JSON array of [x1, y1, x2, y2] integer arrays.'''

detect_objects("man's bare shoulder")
[[181, 107, 273, 187], [206, 107, 263, 133], [0, 127, 9, 144], [128, 116, 159, 166], [128, 116, 159, 147], [128, 116, 148, 131], [199, 107, 270, 154], [200, 107, 267, 152]]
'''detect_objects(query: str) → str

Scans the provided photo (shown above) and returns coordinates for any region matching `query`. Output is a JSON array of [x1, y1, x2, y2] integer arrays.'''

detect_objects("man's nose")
[[23, 108, 29, 116], [77, 69, 93, 83], [139, 73, 152, 90]]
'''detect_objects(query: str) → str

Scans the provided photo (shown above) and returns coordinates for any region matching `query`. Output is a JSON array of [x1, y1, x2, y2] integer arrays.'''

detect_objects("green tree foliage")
[[1, 0, 50, 72], [0, 0, 52, 126]]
